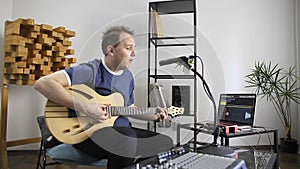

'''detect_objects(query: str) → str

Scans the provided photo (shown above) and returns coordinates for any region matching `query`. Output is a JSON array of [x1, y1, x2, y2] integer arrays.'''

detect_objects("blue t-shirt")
[[64, 58, 135, 127]]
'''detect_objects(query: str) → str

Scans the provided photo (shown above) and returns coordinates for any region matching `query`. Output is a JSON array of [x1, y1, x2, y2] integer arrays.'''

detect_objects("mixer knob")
[[163, 162, 169, 168], [146, 164, 153, 169], [135, 163, 140, 169]]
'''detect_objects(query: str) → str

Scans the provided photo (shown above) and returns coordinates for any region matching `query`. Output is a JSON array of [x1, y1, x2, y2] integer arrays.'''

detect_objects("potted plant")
[[245, 61, 300, 153]]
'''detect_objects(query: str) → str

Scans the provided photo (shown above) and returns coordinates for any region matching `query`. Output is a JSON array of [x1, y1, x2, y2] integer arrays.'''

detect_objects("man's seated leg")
[[75, 126, 173, 169], [133, 127, 174, 158]]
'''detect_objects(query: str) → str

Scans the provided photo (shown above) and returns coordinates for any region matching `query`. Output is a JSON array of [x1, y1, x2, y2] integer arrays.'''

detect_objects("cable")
[[189, 55, 219, 145], [252, 126, 273, 152]]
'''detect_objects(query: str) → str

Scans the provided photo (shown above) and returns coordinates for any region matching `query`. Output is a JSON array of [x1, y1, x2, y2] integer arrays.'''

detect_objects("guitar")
[[45, 84, 184, 144]]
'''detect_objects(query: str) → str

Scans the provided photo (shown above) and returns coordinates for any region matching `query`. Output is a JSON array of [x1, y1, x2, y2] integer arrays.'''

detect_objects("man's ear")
[[106, 45, 114, 56]]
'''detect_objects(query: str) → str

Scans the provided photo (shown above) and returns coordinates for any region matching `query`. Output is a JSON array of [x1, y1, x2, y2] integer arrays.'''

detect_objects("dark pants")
[[75, 127, 173, 169]]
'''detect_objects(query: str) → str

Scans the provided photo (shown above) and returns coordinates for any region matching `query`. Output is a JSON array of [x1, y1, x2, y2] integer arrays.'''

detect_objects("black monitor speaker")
[[172, 85, 190, 115]]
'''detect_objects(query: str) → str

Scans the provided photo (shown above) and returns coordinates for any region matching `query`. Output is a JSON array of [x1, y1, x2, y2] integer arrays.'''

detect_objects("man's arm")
[[34, 71, 108, 122], [34, 71, 74, 109]]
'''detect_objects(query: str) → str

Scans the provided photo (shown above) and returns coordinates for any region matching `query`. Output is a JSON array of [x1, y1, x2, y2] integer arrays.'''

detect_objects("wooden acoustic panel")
[[3, 18, 77, 85]]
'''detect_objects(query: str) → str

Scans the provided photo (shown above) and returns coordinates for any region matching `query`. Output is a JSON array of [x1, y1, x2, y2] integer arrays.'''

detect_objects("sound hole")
[[73, 124, 81, 128], [63, 129, 71, 133]]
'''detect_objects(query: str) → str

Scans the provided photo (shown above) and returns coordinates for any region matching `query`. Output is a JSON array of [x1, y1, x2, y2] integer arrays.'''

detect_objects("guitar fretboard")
[[107, 107, 158, 116]]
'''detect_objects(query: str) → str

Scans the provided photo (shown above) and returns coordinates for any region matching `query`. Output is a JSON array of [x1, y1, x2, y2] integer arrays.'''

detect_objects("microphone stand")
[[159, 56, 234, 156], [188, 66, 235, 157]]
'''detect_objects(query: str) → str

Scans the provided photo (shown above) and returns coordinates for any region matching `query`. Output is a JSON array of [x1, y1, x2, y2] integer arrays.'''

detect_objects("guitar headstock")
[[167, 106, 184, 118]]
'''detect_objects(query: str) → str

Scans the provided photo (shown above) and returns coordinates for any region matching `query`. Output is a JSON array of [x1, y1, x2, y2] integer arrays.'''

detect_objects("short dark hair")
[[101, 25, 134, 55]]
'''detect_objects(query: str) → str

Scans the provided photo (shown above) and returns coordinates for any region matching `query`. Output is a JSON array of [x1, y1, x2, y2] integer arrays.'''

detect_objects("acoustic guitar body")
[[45, 84, 124, 144]]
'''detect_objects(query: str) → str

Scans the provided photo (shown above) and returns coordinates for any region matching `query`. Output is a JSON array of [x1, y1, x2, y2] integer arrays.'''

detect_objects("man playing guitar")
[[34, 25, 173, 169]]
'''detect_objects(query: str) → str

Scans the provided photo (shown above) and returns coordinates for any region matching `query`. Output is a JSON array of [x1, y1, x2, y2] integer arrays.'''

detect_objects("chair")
[[36, 116, 108, 169]]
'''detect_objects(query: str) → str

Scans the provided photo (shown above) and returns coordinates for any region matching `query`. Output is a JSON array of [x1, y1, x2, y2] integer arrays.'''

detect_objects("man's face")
[[112, 32, 136, 70]]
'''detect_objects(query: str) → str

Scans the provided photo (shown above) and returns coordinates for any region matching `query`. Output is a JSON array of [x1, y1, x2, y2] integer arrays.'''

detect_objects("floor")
[[278, 151, 300, 169], [7, 150, 105, 169], [6, 149, 300, 169]]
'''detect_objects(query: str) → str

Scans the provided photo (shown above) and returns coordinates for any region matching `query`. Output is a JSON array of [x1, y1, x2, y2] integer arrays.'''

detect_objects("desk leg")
[[220, 136, 224, 146], [176, 125, 180, 146], [225, 138, 229, 146], [274, 130, 279, 168], [274, 130, 278, 153]]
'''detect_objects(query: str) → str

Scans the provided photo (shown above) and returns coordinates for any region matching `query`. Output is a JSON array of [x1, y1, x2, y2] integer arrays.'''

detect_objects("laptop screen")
[[218, 93, 256, 126]]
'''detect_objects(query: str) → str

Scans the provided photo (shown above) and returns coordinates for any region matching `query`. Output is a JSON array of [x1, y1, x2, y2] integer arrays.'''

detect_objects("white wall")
[[296, 0, 300, 154], [195, 0, 297, 146], [0, 0, 298, 149]]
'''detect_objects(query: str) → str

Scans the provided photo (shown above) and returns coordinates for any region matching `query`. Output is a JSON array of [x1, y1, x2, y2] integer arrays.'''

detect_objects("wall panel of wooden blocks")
[[3, 18, 77, 85]]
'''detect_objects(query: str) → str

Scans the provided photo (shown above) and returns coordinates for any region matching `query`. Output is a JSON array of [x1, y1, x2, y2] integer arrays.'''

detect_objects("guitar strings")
[[105, 83, 167, 116], [107, 107, 157, 116]]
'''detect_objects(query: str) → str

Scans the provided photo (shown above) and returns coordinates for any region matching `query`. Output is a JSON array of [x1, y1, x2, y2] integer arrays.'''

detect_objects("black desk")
[[177, 123, 278, 153], [219, 127, 278, 153]]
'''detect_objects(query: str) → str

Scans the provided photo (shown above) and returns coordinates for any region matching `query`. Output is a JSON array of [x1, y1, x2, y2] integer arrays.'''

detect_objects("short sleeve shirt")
[[64, 58, 134, 127]]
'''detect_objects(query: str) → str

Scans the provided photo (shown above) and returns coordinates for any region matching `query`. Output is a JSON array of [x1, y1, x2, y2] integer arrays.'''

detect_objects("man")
[[34, 25, 173, 168]]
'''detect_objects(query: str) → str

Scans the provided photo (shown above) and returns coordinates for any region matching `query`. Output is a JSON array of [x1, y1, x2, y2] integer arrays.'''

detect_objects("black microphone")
[[159, 56, 192, 69]]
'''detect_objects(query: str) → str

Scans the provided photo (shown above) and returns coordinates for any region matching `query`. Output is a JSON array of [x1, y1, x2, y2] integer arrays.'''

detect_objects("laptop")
[[217, 93, 257, 129]]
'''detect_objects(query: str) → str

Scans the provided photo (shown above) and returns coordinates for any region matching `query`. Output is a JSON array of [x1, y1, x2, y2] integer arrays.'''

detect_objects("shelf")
[[148, 0, 197, 132], [149, 75, 196, 79], [151, 36, 195, 40], [150, 36, 195, 47], [150, 0, 195, 15]]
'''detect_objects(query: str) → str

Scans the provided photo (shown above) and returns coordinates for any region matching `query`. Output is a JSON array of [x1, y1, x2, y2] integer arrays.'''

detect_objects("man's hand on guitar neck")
[[155, 107, 168, 122], [125, 105, 168, 122]]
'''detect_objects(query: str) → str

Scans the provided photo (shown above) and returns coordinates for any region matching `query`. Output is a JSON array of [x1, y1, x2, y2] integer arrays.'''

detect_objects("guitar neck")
[[107, 107, 158, 116]]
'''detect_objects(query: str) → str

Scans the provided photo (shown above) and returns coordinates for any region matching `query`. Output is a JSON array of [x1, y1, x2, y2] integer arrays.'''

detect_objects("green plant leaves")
[[245, 61, 300, 139]]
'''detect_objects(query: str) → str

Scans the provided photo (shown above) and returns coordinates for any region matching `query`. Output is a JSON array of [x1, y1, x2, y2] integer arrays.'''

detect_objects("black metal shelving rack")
[[147, 0, 197, 132]]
